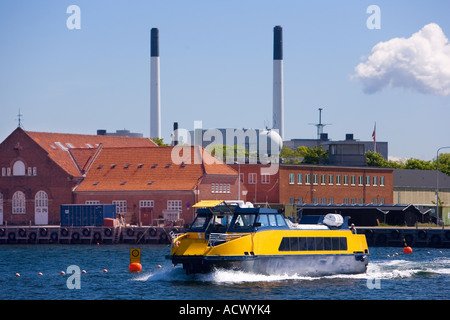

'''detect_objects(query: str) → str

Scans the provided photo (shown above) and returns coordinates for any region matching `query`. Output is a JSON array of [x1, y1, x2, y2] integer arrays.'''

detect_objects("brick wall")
[[0, 129, 79, 225]]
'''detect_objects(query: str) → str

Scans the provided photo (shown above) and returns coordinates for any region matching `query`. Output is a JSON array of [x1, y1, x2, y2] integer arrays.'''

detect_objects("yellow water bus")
[[168, 200, 369, 275]]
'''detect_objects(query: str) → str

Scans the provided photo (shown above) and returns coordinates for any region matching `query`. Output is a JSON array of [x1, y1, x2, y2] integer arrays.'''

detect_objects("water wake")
[[133, 253, 450, 284]]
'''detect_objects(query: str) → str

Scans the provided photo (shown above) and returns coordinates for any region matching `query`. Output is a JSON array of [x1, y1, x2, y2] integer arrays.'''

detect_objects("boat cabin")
[[189, 200, 288, 235]]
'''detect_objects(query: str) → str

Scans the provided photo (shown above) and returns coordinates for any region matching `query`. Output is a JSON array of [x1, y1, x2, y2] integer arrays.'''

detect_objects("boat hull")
[[171, 253, 369, 276]]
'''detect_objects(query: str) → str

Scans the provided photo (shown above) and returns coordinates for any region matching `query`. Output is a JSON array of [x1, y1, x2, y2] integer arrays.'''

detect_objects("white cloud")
[[353, 23, 450, 96]]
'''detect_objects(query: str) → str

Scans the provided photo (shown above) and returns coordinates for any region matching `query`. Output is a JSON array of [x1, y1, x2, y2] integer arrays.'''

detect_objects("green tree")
[[280, 146, 328, 164], [151, 137, 168, 146], [434, 153, 450, 176]]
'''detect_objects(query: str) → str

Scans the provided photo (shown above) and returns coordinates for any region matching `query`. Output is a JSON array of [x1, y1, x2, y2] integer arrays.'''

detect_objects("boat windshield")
[[188, 214, 211, 232]]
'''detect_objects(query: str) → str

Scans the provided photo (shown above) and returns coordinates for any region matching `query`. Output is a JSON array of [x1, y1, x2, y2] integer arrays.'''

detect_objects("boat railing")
[[208, 232, 250, 247]]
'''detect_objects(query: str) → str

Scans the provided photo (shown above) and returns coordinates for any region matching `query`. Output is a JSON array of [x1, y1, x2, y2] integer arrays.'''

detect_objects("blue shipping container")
[[60, 204, 116, 226]]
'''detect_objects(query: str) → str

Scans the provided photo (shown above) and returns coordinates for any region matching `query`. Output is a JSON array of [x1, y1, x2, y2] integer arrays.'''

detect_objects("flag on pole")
[[372, 122, 377, 152]]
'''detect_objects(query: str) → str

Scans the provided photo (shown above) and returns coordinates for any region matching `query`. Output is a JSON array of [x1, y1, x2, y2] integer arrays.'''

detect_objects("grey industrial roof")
[[394, 169, 450, 189]]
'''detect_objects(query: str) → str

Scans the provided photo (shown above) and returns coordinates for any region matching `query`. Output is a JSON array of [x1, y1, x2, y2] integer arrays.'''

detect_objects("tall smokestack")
[[272, 25, 284, 140], [150, 28, 161, 139]]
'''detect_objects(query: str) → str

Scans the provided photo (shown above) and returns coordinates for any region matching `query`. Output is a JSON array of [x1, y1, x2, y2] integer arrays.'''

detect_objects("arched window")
[[35, 191, 48, 213], [13, 161, 26, 176], [12, 191, 26, 214]]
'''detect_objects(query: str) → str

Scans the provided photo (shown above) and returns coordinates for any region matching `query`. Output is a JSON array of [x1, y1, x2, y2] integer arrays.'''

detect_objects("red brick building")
[[230, 163, 393, 206], [0, 128, 156, 225], [0, 128, 241, 226], [74, 146, 242, 225]]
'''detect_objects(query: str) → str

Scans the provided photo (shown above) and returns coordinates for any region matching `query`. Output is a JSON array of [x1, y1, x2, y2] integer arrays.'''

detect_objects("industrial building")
[[0, 127, 241, 226], [229, 163, 394, 207]]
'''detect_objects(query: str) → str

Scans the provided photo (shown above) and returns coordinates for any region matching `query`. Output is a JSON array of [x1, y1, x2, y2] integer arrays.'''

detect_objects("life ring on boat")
[[61, 228, 69, 237], [127, 228, 135, 237], [0, 228, 5, 237], [28, 232, 37, 241], [418, 230, 427, 240], [93, 232, 102, 242], [104, 228, 112, 237], [39, 228, 48, 237], [8, 232, 16, 241], [431, 234, 441, 245], [18, 228, 27, 237], [376, 233, 387, 244], [174, 240, 180, 247], [149, 228, 157, 237], [82, 228, 91, 237], [71, 232, 80, 241], [390, 229, 400, 240]]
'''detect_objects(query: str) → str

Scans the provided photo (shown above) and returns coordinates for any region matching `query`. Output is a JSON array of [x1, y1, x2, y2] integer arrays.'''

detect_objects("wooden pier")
[[0, 225, 185, 245]]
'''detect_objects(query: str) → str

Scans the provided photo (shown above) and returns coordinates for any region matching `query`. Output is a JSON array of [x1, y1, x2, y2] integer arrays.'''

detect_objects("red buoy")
[[403, 246, 413, 254], [129, 262, 142, 273]]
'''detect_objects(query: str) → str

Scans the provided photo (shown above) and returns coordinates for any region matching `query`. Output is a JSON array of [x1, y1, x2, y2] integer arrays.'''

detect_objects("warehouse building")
[[0, 128, 241, 226]]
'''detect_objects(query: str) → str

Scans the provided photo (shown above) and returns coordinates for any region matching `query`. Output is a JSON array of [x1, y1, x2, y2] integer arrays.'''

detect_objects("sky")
[[0, 0, 449, 160]]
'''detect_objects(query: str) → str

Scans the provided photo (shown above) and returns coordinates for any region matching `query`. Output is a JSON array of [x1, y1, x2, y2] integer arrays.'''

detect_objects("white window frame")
[[336, 174, 341, 185], [328, 174, 334, 185], [380, 176, 385, 186], [140, 200, 154, 207], [113, 200, 127, 214], [297, 173, 303, 184], [12, 191, 26, 214], [373, 176, 378, 186], [261, 174, 270, 184], [85, 200, 100, 205], [313, 174, 318, 185], [289, 173, 295, 184], [305, 174, 311, 185], [320, 174, 326, 185], [248, 173, 257, 185], [13, 160, 26, 176], [167, 200, 182, 212]]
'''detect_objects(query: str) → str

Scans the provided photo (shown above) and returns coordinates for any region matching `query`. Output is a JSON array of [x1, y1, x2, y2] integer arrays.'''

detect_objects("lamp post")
[[436, 146, 450, 228]]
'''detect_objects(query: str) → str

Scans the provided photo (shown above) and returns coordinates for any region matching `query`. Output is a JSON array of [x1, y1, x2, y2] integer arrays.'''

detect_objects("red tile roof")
[[75, 146, 237, 192], [24, 130, 156, 177]]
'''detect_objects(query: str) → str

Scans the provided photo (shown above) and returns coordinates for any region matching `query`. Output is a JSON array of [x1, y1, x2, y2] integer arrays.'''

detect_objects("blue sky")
[[0, 1, 449, 160]]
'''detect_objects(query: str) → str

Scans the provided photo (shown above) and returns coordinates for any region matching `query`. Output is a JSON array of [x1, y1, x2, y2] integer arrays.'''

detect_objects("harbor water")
[[0, 244, 448, 300]]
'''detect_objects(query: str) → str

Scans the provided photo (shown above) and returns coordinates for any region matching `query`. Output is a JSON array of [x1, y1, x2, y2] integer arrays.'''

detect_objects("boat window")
[[276, 214, 287, 226], [279, 237, 348, 251], [233, 214, 256, 229], [189, 215, 210, 231], [256, 214, 269, 227], [268, 214, 277, 226]]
